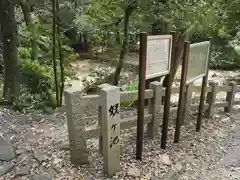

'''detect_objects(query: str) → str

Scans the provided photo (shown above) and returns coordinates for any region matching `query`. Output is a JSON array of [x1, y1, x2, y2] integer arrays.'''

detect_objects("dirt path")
[[0, 90, 240, 179], [178, 109, 240, 180], [69, 52, 240, 92], [1, 66, 240, 179]]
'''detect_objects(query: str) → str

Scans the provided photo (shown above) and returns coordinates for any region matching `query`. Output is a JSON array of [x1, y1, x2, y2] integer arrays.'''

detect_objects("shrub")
[[120, 81, 138, 107], [13, 59, 57, 110], [20, 59, 54, 93]]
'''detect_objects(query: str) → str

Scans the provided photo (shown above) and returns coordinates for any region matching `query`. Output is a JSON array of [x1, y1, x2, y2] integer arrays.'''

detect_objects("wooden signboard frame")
[[146, 35, 173, 79], [174, 41, 212, 142], [186, 41, 211, 85], [136, 33, 174, 160]]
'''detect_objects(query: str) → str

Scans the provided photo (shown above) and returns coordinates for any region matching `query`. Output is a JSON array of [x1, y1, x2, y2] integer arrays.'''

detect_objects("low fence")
[[64, 81, 238, 175]]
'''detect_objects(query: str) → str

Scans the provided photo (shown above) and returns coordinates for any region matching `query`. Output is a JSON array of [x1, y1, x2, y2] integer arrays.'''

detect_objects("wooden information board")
[[186, 41, 211, 84], [146, 35, 172, 79]]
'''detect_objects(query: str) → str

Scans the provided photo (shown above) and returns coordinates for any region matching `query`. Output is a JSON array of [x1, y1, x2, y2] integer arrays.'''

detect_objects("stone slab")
[[0, 136, 15, 161]]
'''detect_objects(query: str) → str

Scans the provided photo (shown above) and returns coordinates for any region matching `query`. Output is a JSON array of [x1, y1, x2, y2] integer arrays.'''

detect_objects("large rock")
[[0, 162, 15, 176], [0, 136, 15, 161]]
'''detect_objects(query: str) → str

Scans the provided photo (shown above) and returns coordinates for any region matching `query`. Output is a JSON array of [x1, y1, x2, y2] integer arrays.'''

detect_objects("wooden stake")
[[136, 33, 147, 160], [174, 41, 190, 143]]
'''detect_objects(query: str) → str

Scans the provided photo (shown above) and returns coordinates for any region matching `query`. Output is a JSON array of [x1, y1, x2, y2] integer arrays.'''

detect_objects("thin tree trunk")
[[113, 7, 134, 85], [56, 0, 64, 106], [0, 0, 20, 103], [18, 0, 38, 60], [162, 23, 197, 87], [52, 0, 60, 106]]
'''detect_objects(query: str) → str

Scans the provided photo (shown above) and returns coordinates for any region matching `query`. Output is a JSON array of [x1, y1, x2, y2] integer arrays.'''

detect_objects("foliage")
[[20, 59, 54, 93], [120, 81, 138, 107], [15, 59, 55, 109], [1, 0, 240, 111]]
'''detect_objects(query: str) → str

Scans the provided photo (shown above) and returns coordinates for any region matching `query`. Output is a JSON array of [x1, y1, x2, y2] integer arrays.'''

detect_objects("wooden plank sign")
[[137, 33, 172, 158], [146, 35, 172, 79], [186, 41, 211, 84]]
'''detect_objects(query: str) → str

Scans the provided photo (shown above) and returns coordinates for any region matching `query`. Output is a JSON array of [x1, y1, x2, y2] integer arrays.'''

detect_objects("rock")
[[0, 162, 15, 176], [31, 173, 51, 180], [32, 151, 47, 164], [162, 169, 179, 180], [127, 167, 140, 177], [0, 136, 15, 161], [161, 163, 184, 180], [18, 154, 34, 165], [160, 154, 172, 165], [16, 149, 25, 155], [14, 165, 31, 177], [174, 163, 183, 172]]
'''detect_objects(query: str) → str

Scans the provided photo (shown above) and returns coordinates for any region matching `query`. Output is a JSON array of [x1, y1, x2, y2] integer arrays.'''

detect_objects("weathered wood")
[[147, 81, 163, 138], [136, 32, 148, 160], [196, 41, 212, 132], [174, 41, 190, 143], [100, 86, 120, 177], [224, 82, 237, 113], [205, 82, 217, 118], [161, 31, 177, 149], [97, 84, 111, 155], [183, 84, 193, 124], [64, 90, 89, 165]]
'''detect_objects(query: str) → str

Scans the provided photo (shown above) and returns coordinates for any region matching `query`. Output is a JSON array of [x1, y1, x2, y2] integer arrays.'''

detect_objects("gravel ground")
[[1, 69, 240, 180], [0, 92, 240, 180]]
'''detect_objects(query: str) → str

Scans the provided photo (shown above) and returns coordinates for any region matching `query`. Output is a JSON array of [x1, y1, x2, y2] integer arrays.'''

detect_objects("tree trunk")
[[0, 0, 20, 103], [18, 0, 38, 60], [113, 8, 134, 85], [56, 0, 64, 107], [52, 0, 60, 107], [162, 23, 197, 87]]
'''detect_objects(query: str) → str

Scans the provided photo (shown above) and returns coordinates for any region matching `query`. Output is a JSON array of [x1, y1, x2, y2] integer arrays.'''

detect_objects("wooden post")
[[147, 81, 163, 138], [174, 41, 190, 143], [97, 83, 111, 155], [136, 32, 147, 160], [205, 82, 217, 119], [196, 42, 212, 132], [224, 82, 237, 113], [100, 86, 120, 177], [64, 90, 89, 165], [161, 31, 177, 149], [182, 84, 193, 125]]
